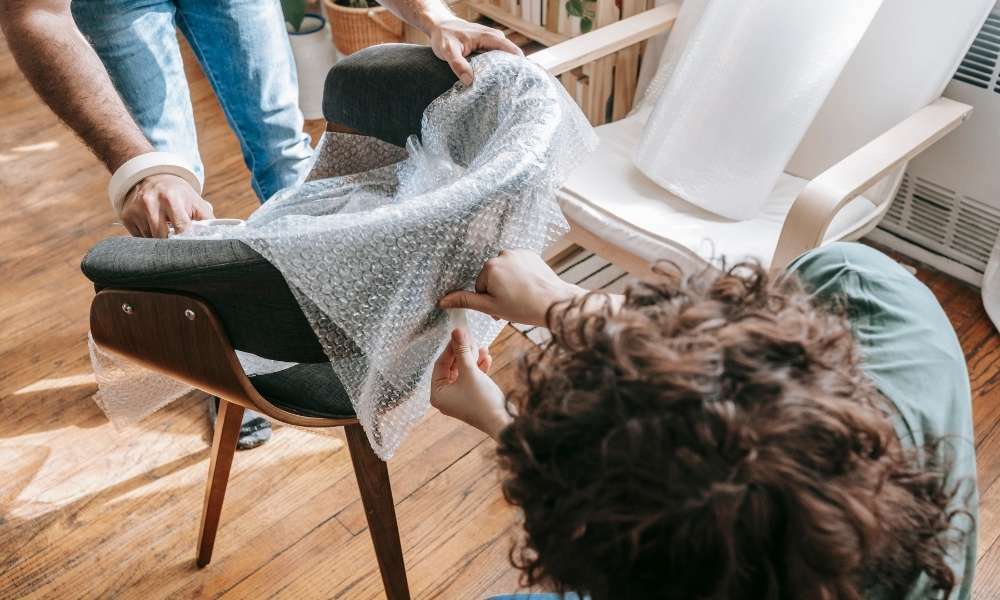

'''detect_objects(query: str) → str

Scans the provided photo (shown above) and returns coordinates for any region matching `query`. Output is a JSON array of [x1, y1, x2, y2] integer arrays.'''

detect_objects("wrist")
[[534, 282, 585, 326], [423, 7, 456, 34], [560, 281, 586, 301], [103, 140, 156, 174], [123, 173, 188, 204], [108, 152, 202, 217]]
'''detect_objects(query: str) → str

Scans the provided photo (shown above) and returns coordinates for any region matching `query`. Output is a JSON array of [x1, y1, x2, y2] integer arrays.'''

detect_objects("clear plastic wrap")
[[89, 51, 598, 459], [633, 0, 883, 220], [88, 333, 193, 423]]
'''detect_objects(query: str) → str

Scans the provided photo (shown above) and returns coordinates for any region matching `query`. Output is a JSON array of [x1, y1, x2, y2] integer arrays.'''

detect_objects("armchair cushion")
[[559, 115, 883, 269], [248, 362, 355, 419]]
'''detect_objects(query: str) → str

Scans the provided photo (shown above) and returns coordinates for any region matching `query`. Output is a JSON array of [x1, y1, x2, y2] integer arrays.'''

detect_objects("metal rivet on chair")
[[184, 309, 196, 320], [121, 303, 133, 315]]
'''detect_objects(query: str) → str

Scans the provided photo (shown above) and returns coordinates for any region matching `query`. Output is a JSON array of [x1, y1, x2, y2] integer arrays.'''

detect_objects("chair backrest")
[[786, 0, 995, 184]]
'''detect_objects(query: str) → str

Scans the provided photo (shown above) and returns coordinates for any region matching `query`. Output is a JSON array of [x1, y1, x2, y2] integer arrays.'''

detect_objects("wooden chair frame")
[[89, 288, 411, 600]]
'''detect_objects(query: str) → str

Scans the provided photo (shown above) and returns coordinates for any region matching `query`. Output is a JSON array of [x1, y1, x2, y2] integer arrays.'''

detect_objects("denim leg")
[[174, 0, 313, 202], [71, 0, 204, 183]]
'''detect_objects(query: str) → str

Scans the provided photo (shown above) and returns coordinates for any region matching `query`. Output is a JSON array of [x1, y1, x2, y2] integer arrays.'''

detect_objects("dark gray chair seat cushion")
[[248, 362, 355, 419]]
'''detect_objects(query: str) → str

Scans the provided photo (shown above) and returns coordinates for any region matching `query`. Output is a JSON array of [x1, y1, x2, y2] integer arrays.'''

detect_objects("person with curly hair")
[[432, 242, 978, 600]]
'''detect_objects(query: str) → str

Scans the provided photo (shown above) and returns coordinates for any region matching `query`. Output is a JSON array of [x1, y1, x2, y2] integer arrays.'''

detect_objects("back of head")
[[497, 262, 960, 600]]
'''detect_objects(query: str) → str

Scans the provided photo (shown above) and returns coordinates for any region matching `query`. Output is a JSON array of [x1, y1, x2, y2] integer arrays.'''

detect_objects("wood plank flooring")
[[1, 33, 999, 599]]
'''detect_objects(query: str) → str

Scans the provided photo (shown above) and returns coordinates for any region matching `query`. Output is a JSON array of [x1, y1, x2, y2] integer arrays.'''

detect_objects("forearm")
[[377, 0, 455, 35], [1, 1, 153, 172], [593, 292, 625, 315]]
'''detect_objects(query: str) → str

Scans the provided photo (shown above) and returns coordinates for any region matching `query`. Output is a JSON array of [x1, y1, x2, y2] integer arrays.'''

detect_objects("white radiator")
[[867, 6, 1000, 287]]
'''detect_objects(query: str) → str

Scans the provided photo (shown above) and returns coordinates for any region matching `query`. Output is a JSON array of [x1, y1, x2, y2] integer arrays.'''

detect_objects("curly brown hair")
[[497, 261, 963, 600]]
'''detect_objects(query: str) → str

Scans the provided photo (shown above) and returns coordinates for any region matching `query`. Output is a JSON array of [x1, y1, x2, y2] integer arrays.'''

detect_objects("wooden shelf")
[[468, 2, 569, 47], [424, 0, 657, 124]]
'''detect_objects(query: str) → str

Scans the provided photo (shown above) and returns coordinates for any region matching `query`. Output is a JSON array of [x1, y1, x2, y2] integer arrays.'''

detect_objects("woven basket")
[[323, 0, 404, 56]]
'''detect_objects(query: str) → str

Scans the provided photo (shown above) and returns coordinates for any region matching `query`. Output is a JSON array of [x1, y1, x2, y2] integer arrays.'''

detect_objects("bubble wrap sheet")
[[90, 52, 597, 459], [632, 0, 883, 220]]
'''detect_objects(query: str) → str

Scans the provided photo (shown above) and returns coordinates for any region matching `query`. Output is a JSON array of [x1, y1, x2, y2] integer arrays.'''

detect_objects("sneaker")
[[207, 397, 272, 450]]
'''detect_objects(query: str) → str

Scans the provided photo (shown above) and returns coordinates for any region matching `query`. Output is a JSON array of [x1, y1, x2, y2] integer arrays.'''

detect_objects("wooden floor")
[[1, 35, 999, 599]]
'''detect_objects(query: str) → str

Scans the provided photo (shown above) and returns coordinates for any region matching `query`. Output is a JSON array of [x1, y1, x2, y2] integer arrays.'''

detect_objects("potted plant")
[[565, 0, 595, 33], [322, 0, 404, 56], [283, 0, 338, 119]]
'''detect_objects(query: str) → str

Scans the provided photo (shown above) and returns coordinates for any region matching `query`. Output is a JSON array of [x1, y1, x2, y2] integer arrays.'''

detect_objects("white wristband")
[[108, 152, 203, 217]]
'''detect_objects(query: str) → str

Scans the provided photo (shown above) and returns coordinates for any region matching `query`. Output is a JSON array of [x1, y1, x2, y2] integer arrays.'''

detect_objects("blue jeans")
[[72, 0, 313, 201]]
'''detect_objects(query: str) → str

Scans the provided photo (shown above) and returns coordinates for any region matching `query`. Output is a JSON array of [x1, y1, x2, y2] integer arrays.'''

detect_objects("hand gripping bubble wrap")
[[89, 52, 598, 459]]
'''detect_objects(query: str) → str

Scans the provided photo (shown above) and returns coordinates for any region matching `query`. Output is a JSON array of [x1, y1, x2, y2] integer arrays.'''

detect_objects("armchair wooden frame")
[[528, 2, 974, 273]]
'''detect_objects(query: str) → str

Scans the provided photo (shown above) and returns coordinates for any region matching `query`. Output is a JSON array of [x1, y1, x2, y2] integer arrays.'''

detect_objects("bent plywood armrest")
[[772, 97, 973, 270]]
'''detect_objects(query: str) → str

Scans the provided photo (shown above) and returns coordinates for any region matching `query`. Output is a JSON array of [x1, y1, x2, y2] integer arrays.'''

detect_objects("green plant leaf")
[[281, 0, 306, 32], [581, 16, 593, 32], [566, 0, 583, 17]]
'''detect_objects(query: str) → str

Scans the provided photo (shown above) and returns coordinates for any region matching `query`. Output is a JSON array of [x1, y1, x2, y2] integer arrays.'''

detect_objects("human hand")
[[429, 18, 523, 85], [439, 249, 584, 327], [430, 328, 510, 439], [120, 173, 214, 238]]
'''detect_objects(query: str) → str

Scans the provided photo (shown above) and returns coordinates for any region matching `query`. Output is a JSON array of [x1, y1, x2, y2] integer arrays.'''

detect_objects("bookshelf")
[[402, 0, 655, 125]]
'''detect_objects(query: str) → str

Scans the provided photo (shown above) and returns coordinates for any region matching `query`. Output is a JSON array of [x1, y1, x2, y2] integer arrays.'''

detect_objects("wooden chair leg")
[[345, 423, 410, 600], [196, 399, 245, 568]]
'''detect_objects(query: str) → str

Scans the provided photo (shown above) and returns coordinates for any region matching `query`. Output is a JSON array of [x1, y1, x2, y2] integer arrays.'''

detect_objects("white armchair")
[[527, 1, 992, 274]]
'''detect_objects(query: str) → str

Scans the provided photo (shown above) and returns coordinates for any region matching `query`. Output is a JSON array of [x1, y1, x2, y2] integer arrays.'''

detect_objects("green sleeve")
[[789, 243, 978, 600]]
